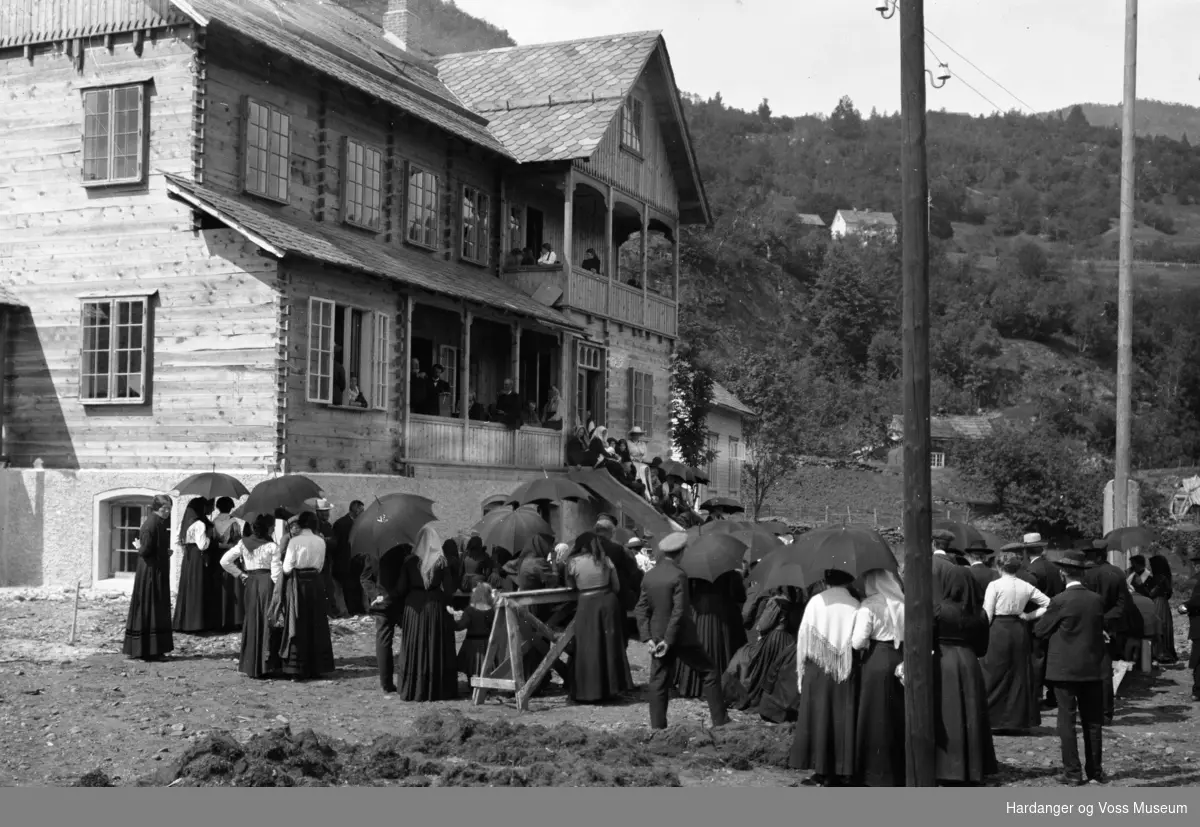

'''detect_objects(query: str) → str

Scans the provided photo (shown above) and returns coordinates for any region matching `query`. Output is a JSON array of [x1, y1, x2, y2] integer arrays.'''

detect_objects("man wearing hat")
[[1034, 550, 1108, 785], [310, 498, 346, 619], [1082, 539, 1129, 724], [933, 529, 966, 600], [635, 532, 729, 730], [1178, 549, 1200, 702], [965, 541, 999, 594], [595, 518, 642, 640], [1015, 533, 1063, 709]]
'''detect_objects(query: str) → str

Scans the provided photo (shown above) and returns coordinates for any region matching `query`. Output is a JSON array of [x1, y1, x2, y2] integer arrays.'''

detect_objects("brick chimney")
[[383, 0, 421, 54]]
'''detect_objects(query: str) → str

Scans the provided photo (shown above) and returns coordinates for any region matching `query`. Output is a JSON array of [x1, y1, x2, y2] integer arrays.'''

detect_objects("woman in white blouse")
[[172, 497, 215, 635], [851, 569, 906, 787], [276, 512, 336, 680], [980, 550, 1051, 733], [220, 513, 283, 679]]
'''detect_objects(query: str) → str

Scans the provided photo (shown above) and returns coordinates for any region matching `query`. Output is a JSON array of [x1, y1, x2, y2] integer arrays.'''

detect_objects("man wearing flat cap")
[[1034, 550, 1107, 785], [635, 532, 728, 730], [1082, 539, 1128, 724], [1179, 548, 1200, 702]]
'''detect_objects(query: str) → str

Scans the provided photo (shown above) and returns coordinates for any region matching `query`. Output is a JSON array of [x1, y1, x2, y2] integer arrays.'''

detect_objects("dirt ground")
[[1, 586, 1198, 787]]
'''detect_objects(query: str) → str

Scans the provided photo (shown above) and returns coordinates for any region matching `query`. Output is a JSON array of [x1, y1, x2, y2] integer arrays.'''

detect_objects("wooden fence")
[[766, 504, 974, 528]]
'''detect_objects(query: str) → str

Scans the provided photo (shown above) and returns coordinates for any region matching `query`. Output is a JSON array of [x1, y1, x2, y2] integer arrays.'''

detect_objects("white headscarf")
[[414, 525, 445, 590], [861, 569, 905, 649], [796, 583, 861, 692]]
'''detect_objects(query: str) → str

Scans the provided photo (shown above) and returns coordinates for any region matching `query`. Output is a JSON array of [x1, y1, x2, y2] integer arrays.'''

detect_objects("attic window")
[[620, 95, 644, 156]]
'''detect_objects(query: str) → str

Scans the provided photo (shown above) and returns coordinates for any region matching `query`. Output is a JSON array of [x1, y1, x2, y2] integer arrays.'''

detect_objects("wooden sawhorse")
[[469, 587, 578, 711]]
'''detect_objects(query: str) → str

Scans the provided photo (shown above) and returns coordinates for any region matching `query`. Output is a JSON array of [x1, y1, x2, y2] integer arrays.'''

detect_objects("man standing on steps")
[[635, 532, 728, 730]]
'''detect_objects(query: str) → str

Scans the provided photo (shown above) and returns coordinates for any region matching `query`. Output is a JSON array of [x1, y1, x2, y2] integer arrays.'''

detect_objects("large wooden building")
[[0, 0, 709, 587]]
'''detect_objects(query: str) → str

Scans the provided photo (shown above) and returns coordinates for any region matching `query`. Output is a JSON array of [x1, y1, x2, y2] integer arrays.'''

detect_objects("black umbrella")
[[349, 494, 439, 562], [748, 549, 809, 591], [686, 521, 742, 538], [792, 524, 899, 581], [659, 460, 709, 485], [734, 529, 785, 563], [700, 496, 744, 513], [933, 519, 987, 553], [506, 477, 593, 508], [172, 472, 250, 501], [1104, 526, 1157, 552], [677, 533, 747, 582], [234, 475, 322, 520], [481, 509, 554, 555]]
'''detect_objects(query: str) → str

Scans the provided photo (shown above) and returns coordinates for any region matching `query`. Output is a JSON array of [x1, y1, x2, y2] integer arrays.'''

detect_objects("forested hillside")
[[1057, 100, 1200, 143]]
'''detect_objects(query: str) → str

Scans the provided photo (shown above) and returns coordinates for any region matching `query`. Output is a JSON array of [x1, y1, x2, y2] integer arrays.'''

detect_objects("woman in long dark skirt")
[[723, 586, 803, 712], [277, 512, 335, 680], [173, 497, 214, 634], [675, 570, 747, 698], [220, 513, 282, 679], [934, 564, 998, 785], [398, 525, 459, 701], [980, 551, 1051, 733], [851, 569, 906, 787], [460, 534, 493, 593], [789, 569, 861, 787], [123, 495, 175, 661], [209, 497, 245, 633], [565, 532, 632, 703], [1147, 555, 1177, 664]]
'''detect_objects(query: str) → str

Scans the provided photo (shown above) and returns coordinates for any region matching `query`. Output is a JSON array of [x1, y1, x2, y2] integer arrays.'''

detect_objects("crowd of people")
[[118, 493, 1200, 786]]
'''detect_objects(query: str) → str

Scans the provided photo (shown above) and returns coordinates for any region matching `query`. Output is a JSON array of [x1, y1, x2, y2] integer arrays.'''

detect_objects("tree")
[[757, 98, 772, 121], [669, 345, 717, 469], [829, 95, 865, 140], [1065, 104, 1090, 131]]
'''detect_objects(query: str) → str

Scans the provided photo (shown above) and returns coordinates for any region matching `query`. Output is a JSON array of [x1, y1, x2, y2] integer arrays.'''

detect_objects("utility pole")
[[899, 0, 936, 787], [1114, 0, 1137, 547]]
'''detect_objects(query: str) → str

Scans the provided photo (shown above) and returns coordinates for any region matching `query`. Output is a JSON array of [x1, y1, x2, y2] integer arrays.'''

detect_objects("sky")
[[450, 0, 1200, 119]]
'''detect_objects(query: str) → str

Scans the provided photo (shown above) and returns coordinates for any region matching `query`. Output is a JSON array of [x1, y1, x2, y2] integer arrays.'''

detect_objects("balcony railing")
[[406, 414, 563, 468], [501, 265, 677, 338]]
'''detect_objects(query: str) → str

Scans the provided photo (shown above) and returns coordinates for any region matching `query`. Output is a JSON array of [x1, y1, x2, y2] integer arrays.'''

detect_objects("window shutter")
[[373, 311, 390, 411], [307, 297, 334, 404], [133, 85, 145, 182]]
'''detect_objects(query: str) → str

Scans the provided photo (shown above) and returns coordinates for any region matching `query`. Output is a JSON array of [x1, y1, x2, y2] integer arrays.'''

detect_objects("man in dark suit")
[[932, 529, 964, 601], [361, 543, 411, 695], [1179, 550, 1200, 702], [333, 500, 366, 615], [1083, 539, 1128, 724], [635, 532, 728, 730], [1034, 550, 1108, 786], [966, 542, 999, 594], [1018, 534, 1064, 708], [595, 519, 643, 639]]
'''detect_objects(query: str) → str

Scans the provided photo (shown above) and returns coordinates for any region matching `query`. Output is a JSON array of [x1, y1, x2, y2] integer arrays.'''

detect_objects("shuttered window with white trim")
[[372, 311, 391, 412], [307, 298, 336, 403]]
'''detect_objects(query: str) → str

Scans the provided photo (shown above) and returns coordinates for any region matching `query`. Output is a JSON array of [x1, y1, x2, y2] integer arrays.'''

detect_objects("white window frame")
[[931, 451, 947, 469], [110, 500, 149, 577], [79, 295, 150, 405], [461, 184, 491, 265], [244, 97, 290, 203], [620, 94, 644, 156], [727, 436, 741, 496], [438, 344, 459, 402], [406, 164, 441, 250], [342, 137, 384, 230], [629, 368, 654, 437], [306, 297, 389, 412], [81, 84, 146, 187]]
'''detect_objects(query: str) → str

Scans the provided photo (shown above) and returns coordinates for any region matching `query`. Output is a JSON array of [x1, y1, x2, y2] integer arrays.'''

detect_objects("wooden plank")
[[514, 619, 575, 711], [505, 604, 526, 692], [471, 603, 505, 705], [468, 677, 517, 691]]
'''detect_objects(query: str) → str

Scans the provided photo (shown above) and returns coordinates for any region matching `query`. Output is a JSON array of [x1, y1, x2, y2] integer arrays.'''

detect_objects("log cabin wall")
[[0, 27, 281, 471]]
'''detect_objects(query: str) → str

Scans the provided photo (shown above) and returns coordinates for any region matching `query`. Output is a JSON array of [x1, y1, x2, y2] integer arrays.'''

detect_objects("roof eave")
[[651, 38, 711, 226]]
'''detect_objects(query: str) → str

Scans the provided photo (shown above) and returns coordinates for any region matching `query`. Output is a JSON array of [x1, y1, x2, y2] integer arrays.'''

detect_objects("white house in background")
[[831, 209, 898, 241], [674, 382, 754, 504]]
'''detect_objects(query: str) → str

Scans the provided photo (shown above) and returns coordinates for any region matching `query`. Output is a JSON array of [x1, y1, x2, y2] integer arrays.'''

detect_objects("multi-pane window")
[[407, 166, 441, 248], [81, 84, 145, 185], [307, 297, 390, 410], [461, 185, 491, 264], [931, 452, 947, 469], [80, 297, 148, 403], [438, 345, 459, 403], [630, 369, 653, 437], [110, 502, 148, 576], [343, 138, 383, 229], [244, 98, 290, 202], [620, 95, 644, 155], [728, 437, 741, 496]]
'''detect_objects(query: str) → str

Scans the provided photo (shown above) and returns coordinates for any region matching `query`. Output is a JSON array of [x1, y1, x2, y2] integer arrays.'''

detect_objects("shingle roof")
[[838, 209, 898, 228], [164, 175, 580, 331], [712, 382, 755, 417], [177, 0, 510, 158], [435, 32, 661, 164], [797, 214, 826, 226], [889, 414, 996, 441], [0, 284, 26, 307]]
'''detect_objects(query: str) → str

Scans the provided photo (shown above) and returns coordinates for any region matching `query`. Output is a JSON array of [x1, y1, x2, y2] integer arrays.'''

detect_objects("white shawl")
[[796, 586, 861, 693], [861, 569, 905, 649]]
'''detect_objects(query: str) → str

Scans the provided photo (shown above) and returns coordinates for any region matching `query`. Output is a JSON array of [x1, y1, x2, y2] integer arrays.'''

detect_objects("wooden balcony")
[[501, 266, 677, 338], [406, 414, 563, 469]]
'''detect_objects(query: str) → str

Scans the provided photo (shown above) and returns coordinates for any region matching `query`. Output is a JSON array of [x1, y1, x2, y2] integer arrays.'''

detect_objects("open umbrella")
[[977, 529, 1014, 552], [734, 529, 785, 563], [506, 477, 593, 508], [791, 524, 898, 582], [349, 494, 439, 562], [481, 509, 554, 555], [469, 504, 527, 537], [1104, 526, 1157, 552], [752, 520, 792, 535], [235, 475, 322, 520], [686, 520, 743, 538], [172, 471, 250, 501], [659, 460, 709, 484], [481, 494, 512, 515], [932, 519, 989, 552], [748, 549, 809, 591], [700, 496, 744, 514], [676, 533, 747, 582]]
